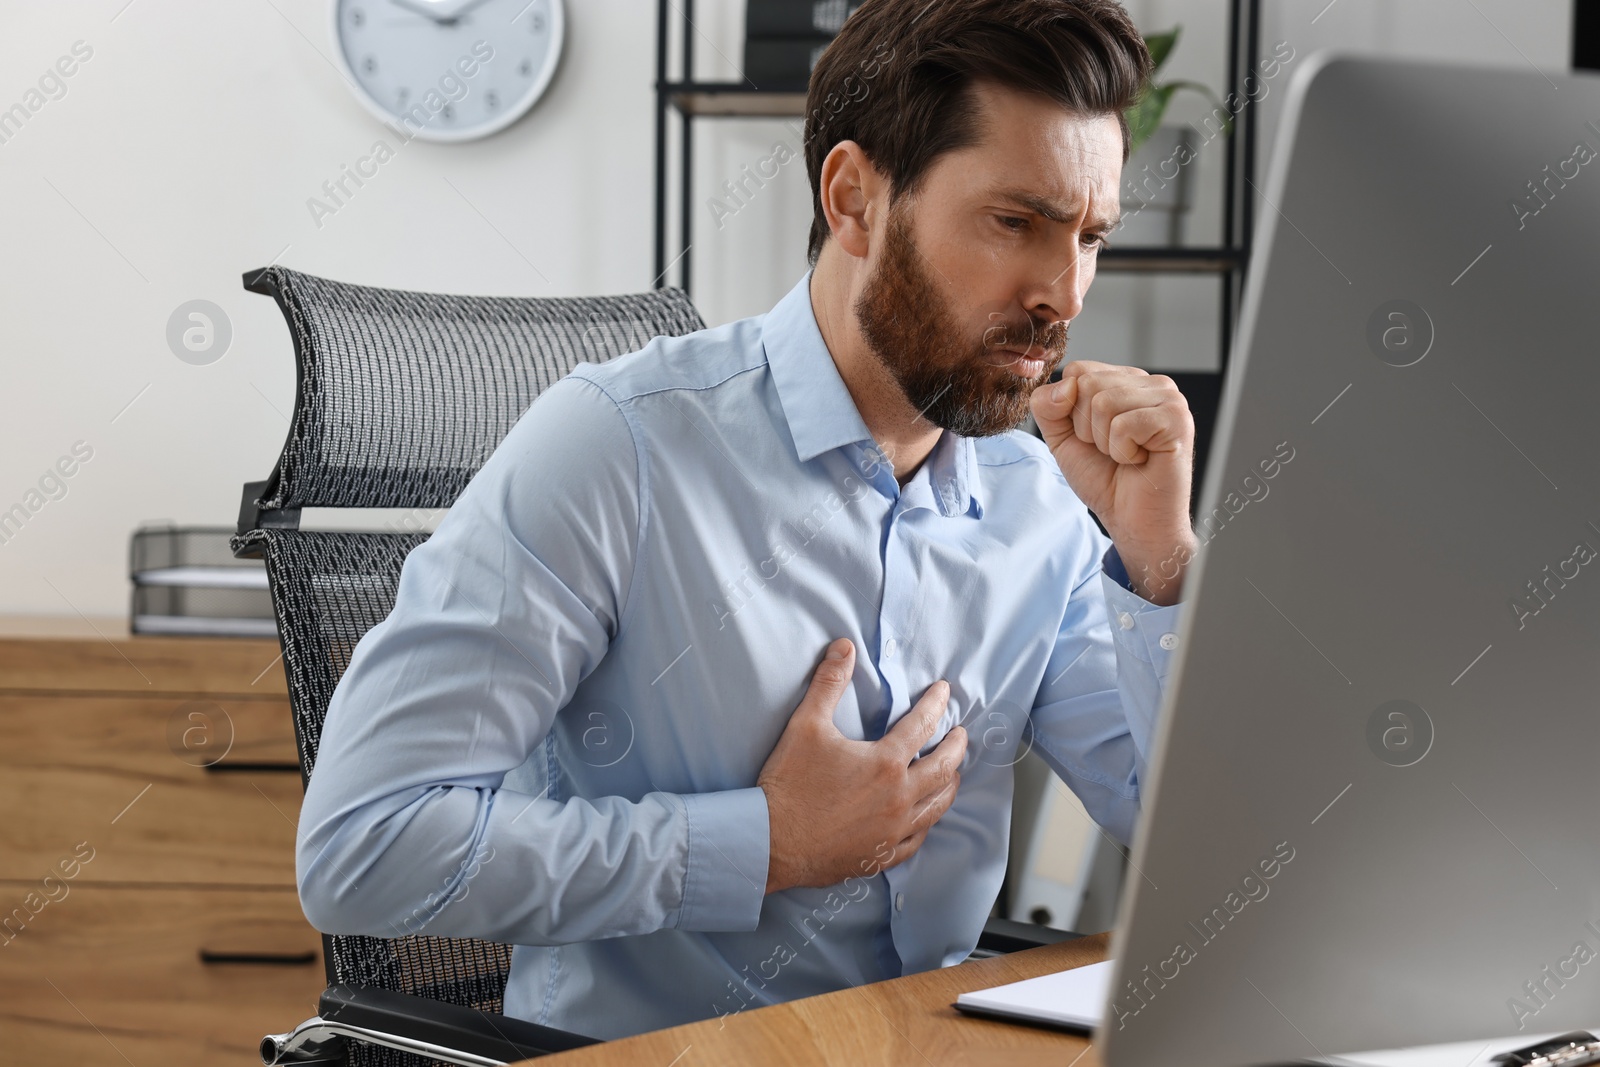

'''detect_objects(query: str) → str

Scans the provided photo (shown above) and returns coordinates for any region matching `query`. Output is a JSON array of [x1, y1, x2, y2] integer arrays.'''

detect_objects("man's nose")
[[1032, 251, 1087, 323]]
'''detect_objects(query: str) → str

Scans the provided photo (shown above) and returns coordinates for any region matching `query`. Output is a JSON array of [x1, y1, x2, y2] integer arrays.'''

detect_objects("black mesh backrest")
[[231, 267, 706, 1067], [242, 264, 704, 512]]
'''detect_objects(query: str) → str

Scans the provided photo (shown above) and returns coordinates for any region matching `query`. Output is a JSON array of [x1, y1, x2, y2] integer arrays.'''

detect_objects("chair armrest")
[[318, 984, 600, 1062], [976, 916, 1083, 955]]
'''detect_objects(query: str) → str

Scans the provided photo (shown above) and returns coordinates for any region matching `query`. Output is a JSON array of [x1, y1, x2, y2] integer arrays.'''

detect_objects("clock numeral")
[[363, 55, 378, 75], [350, 8, 365, 28], [397, 87, 409, 105], [442, 103, 455, 121], [519, 58, 533, 76], [485, 90, 499, 109], [531, 14, 545, 32]]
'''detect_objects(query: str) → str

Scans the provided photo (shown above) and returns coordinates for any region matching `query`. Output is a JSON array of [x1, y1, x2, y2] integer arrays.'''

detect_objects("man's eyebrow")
[[990, 188, 1121, 230]]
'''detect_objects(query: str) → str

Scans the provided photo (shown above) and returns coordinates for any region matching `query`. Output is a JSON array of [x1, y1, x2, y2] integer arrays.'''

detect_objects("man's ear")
[[818, 140, 884, 260]]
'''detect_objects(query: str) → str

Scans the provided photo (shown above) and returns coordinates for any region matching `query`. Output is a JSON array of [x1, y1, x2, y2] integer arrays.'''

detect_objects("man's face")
[[853, 81, 1124, 437]]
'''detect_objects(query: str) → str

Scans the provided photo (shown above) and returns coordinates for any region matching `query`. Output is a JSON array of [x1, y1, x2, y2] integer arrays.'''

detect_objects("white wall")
[[2, 0, 679, 617], [0, 0, 1575, 618]]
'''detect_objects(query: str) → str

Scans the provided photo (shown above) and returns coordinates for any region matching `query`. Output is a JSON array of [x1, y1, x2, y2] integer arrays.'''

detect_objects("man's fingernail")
[[1054, 380, 1069, 402], [827, 641, 849, 660]]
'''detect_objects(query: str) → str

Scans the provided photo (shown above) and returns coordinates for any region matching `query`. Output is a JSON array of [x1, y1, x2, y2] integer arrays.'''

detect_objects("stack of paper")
[[955, 961, 1600, 1066]]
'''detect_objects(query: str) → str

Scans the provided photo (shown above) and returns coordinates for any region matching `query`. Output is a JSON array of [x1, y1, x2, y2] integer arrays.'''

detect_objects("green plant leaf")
[[1121, 25, 1235, 153], [1161, 78, 1235, 135], [1144, 27, 1180, 75], [1125, 83, 1175, 157]]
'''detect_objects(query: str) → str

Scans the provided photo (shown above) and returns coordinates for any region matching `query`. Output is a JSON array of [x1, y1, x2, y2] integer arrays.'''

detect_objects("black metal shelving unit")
[[652, 0, 1263, 501], [651, 0, 821, 295]]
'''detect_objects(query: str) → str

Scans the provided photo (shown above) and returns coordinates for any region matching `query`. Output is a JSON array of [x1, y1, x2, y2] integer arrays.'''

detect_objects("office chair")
[[232, 265, 1077, 1067]]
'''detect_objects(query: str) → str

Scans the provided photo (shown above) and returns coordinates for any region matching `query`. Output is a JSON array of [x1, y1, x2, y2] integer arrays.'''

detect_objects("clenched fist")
[[1029, 360, 1198, 604]]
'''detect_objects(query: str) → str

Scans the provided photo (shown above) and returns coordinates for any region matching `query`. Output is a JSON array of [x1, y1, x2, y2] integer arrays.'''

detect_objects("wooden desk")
[[525, 932, 1109, 1067]]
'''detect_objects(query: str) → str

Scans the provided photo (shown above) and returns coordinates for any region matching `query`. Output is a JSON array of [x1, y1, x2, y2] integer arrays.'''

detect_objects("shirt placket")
[[870, 453, 944, 971], [873, 490, 918, 739]]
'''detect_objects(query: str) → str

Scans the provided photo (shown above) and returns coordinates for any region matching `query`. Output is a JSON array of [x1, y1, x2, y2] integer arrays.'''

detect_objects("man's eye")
[[997, 215, 1029, 231], [1083, 232, 1111, 250]]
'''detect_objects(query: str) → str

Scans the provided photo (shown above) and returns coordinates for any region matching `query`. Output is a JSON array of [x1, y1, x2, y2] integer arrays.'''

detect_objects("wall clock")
[[331, 0, 564, 143]]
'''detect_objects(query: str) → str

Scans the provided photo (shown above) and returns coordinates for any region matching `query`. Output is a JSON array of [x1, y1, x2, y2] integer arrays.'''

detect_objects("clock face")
[[331, 0, 564, 143]]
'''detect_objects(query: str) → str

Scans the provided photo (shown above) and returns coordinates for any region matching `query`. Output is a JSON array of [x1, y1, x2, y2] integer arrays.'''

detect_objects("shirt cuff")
[[677, 787, 770, 932], [1100, 545, 1184, 684], [1103, 543, 1136, 593]]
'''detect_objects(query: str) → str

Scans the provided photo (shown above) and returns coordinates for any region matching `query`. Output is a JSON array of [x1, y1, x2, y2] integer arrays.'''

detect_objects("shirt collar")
[[761, 268, 985, 519]]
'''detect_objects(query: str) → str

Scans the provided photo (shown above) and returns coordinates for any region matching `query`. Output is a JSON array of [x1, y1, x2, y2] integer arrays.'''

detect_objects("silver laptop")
[[1100, 52, 1600, 1066]]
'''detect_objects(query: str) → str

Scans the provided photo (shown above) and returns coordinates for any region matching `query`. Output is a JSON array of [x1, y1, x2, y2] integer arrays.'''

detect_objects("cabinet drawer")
[[0, 633, 286, 695], [0, 884, 324, 1066], [0, 695, 302, 885]]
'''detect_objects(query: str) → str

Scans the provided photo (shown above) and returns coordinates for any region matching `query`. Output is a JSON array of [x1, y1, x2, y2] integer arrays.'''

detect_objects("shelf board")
[[1096, 247, 1245, 273], [133, 566, 269, 590], [662, 81, 809, 117]]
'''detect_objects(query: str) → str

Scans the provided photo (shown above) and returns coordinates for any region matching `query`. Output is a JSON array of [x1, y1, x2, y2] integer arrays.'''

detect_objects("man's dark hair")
[[802, 0, 1152, 267]]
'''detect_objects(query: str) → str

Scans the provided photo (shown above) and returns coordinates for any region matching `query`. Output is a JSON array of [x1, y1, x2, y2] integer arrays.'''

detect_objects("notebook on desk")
[[956, 962, 1600, 1066], [954, 959, 1110, 1033]]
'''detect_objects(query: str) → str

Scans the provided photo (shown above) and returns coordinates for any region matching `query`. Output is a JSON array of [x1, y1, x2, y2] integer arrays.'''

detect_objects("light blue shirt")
[[296, 268, 1183, 1039]]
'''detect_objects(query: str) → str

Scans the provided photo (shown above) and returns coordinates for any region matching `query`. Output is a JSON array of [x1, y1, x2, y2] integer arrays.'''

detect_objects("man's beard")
[[853, 203, 1068, 438]]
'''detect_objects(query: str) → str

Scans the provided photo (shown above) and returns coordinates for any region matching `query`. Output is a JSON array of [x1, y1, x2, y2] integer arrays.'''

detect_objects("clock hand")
[[443, 0, 499, 19], [389, 0, 453, 22], [388, 0, 494, 22]]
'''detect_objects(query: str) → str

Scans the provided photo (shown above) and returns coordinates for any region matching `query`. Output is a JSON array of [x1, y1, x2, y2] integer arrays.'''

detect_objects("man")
[[295, 0, 1198, 1040]]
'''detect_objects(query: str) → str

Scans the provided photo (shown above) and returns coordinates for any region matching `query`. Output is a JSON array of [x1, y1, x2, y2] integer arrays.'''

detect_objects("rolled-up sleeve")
[[1027, 522, 1183, 847], [294, 371, 770, 945]]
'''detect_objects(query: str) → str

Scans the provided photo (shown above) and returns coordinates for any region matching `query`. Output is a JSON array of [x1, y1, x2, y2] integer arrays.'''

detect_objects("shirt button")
[[1159, 632, 1180, 651], [895, 892, 905, 912], [883, 638, 898, 658], [1117, 611, 1135, 631]]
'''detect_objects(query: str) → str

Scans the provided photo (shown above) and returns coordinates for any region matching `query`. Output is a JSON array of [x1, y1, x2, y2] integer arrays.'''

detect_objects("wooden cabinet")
[[0, 620, 324, 1065], [0, 887, 322, 1063]]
